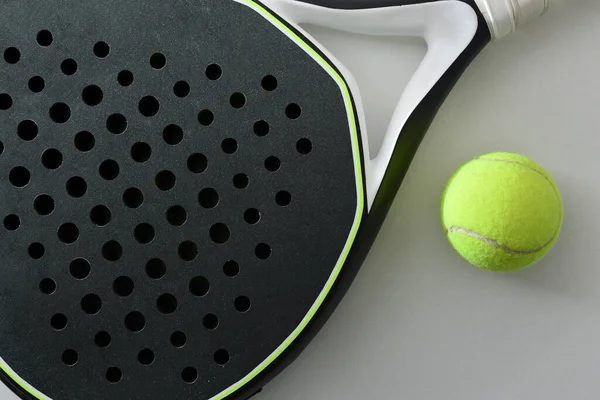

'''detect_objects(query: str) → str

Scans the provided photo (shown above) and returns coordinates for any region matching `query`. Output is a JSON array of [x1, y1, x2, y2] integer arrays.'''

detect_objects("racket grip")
[[475, 0, 549, 39]]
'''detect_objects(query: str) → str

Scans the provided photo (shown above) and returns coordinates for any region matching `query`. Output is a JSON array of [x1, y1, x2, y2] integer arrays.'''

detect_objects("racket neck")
[[474, 0, 549, 39]]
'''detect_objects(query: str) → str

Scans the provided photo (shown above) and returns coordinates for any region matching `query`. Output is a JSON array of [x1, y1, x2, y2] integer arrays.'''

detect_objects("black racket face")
[[0, 0, 364, 399]]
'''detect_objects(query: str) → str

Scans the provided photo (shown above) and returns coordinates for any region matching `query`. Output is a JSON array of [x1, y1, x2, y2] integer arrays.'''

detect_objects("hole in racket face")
[[138, 349, 155, 365], [139, 96, 160, 117], [150, 53, 166, 69], [178, 241, 198, 261], [34, 194, 55, 215], [163, 125, 183, 145], [205, 64, 222, 80], [262, 75, 277, 91], [4, 47, 21, 64], [70, 258, 90, 280], [39, 278, 56, 295], [93, 41, 110, 58], [253, 120, 269, 136], [203, 314, 219, 330], [90, 205, 111, 226], [18, 120, 38, 141], [198, 109, 214, 126], [42, 149, 63, 169], [0, 93, 12, 110], [4, 214, 20, 231], [156, 293, 177, 314], [106, 367, 122, 383], [113, 276, 134, 297], [0, 2, 361, 399], [28, 242, 45, 259], [233, 173, 248, 189], [61, 59, 78, 75], [99, 160, 120, 180], [9, 166, 30, 187], [223, 261, 240, 277], [235, 296, 251, 313], [209, 223, 230, 244], [50, 313, 67, 331], [66, 177, 87, 198], [214, 349, 230, 365], [118, 70, 134, 86], [37, 30, 53, 47], [146, 259, 166, 279], [171, 331, 187, 348], [189, 276, 209, 297], [198, 188, 218, 208], [102, 241, 123, 261], [123, 188, 144, 208], [181, 367, 198, 384], [62, 349, 78, 366], [166, 206, 187, 226], [81, 294, 101, 314], [95, 331, 111, 348], [125, 312, 146, 332], [155, 170, 175, 190], [187, 153, 207, 173], [134, 223, 155, 244], [173, 81, 190, 97], [74, 131, 95, 151], [58, 223, 79, 244], [29, 76, 46, 92], [107, 114, 127, 134], [49, 103, 71, 123], [82, 85, 103, 106]]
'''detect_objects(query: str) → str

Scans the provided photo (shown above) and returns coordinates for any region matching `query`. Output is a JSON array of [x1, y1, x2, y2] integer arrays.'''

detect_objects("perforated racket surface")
[[0, 0, 363, 399], [0, 0, 505, 398]]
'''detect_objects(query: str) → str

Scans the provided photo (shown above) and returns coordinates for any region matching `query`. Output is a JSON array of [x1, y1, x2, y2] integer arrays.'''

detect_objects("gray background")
[[3, 0, 600, 399]]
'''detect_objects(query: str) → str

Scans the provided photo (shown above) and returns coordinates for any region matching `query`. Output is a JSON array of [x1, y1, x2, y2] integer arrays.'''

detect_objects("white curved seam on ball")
[[474, 156, 564, 239], [475, 157, 561, 205], [475, 157, 552, 186], [446, 227, 556, 255]]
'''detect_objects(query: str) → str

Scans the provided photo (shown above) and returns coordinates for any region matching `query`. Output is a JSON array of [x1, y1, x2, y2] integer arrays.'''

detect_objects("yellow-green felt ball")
[[441, 152, 563, 272]]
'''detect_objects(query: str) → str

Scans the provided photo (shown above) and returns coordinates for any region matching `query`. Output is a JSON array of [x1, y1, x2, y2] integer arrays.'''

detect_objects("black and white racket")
[[0, 0, 547, 399]]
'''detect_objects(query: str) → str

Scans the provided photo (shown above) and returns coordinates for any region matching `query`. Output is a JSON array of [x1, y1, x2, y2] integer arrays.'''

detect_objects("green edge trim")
[[0, 362, 46, 399], [213, 1, 366, 399], [0, 1, 366, 399]]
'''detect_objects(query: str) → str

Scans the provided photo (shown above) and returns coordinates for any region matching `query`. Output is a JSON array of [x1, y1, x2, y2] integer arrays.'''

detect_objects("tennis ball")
[[441, 152, 563, 272]]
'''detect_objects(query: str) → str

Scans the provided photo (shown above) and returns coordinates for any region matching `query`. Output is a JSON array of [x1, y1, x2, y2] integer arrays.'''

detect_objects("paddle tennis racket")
[[0, 0, 547, 399]]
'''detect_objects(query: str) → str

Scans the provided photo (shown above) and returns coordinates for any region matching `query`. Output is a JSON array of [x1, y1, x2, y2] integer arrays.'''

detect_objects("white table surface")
[[3, 0, 599, 399]]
